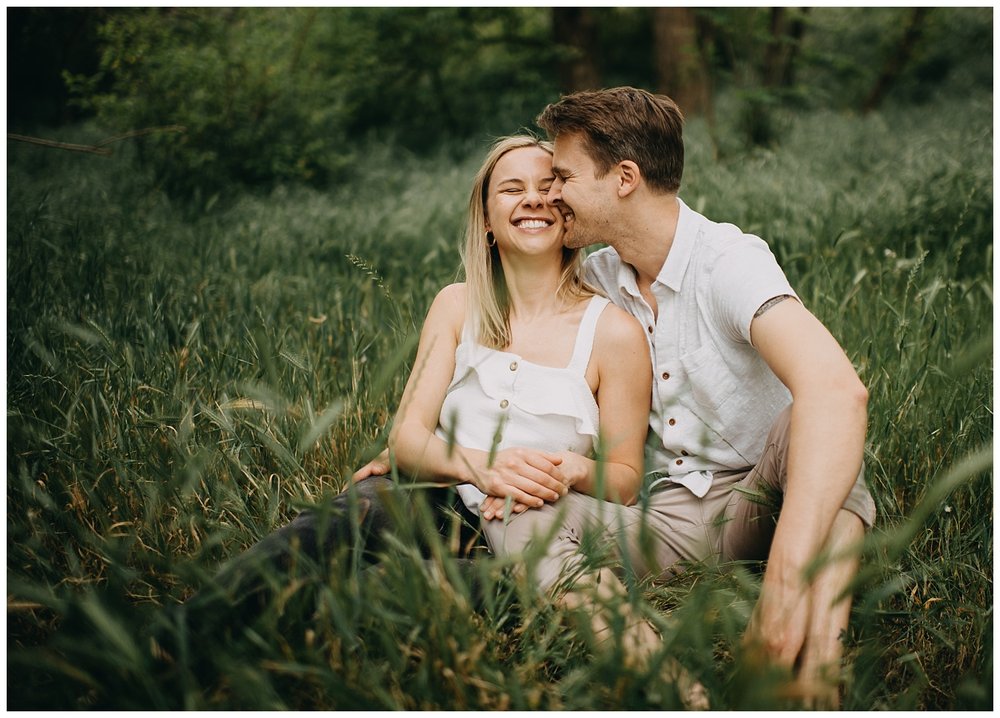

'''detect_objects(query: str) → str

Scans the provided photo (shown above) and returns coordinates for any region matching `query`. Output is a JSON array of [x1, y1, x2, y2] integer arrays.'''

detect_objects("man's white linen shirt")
[[584, 197, 797, 497]]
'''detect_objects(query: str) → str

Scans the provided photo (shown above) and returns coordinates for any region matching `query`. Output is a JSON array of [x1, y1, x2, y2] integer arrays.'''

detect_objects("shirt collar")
[[656, 197, 698, 292], [615, 196, 699, 296]]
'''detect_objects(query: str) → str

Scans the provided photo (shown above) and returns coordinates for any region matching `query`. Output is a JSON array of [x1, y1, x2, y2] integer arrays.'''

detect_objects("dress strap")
[[567, 295, 611, 374]]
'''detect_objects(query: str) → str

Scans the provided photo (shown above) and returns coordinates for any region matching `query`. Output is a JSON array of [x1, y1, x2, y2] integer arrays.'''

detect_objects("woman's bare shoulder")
[[434, 281, 467, 304], [595, 302, 646, 347], [424, 282, 468, 333]]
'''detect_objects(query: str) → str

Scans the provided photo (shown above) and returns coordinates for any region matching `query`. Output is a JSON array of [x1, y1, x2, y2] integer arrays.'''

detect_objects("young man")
[[535, 86, 876, 706]]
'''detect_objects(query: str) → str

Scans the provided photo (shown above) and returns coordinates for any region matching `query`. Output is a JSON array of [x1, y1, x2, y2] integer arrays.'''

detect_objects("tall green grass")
[[7, 93, 992, 709]]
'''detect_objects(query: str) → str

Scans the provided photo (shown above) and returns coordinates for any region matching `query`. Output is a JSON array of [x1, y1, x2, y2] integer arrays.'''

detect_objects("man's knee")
[[842, 466, 877, 529]]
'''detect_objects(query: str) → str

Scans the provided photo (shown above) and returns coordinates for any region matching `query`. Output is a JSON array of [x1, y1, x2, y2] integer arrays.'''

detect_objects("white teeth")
[[516, 219, 550, 229]]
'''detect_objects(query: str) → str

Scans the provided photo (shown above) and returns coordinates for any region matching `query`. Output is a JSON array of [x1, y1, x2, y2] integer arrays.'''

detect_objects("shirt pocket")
[[677, 342, 740, 414]]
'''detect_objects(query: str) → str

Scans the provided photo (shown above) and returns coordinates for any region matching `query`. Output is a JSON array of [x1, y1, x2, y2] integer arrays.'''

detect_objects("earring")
[[486, 231, 496, 247]]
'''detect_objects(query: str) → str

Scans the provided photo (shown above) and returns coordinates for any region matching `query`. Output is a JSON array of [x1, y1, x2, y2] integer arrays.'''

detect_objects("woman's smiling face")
[[485, 146, 564, 256]]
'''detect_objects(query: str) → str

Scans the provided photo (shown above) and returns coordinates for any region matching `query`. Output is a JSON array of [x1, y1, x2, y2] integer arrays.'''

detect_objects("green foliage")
[[65, 9, 355, 196], [6, 90, 992, 708], [336, 7, 558, 145], [65, 7, 557, 198], [696, 8, 992, 149], [795, 7, 993, 109], [43, 6, 992, 192]]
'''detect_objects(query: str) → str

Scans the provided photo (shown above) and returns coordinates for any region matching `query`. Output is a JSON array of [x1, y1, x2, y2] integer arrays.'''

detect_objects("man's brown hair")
[[536, 86, 685, 194]]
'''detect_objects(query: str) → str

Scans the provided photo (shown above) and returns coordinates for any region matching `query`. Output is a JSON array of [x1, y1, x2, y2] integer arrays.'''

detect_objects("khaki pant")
[[481, 406, 877, 592]]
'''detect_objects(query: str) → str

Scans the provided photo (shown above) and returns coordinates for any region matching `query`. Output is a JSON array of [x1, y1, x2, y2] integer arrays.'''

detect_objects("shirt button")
[[661, 371, 670, 381], [647, 325, 654, 334], [668, 418, 676, 426], [675, 459, 684, 466], [500, 399, 509, 409], [509, 361, 518, 371]]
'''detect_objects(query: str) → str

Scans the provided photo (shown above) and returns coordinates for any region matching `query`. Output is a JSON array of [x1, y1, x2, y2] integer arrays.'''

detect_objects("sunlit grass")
[[6, 93, 992, 709]]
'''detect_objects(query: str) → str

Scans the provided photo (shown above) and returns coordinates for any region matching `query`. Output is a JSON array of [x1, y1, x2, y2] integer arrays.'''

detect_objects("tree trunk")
[[762, 8, 787, 88], [552, 8, 601, 93], [653, 7, 711, 117], [781, 8, 809, 87], [763, 8, 810, 88], [863, 8, 930, 113]]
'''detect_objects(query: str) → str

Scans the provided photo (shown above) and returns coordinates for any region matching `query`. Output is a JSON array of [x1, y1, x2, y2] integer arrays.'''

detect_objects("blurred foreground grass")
[[6, 93, 992, 709]]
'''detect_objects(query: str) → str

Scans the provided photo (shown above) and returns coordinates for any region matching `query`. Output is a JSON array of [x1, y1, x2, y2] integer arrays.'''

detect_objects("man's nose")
[[546, 179, 563, 205]]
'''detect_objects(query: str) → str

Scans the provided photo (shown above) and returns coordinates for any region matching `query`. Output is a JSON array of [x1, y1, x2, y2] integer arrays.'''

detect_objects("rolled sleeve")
[[707, 237, 797, 345]]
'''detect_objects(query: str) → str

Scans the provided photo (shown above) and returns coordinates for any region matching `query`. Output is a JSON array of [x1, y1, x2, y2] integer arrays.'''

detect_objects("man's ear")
[[617, 160, 641, 198]]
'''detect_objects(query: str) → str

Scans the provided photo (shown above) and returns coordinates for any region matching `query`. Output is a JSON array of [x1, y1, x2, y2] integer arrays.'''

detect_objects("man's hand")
[[350, 449, 391, 484], [744, 561, 812, 667], [743, 509, 864, 708]]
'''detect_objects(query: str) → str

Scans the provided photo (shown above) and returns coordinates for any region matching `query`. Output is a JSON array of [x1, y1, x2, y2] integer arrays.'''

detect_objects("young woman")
[[189, 136, 651, 638], [385, 135, 651, 591]]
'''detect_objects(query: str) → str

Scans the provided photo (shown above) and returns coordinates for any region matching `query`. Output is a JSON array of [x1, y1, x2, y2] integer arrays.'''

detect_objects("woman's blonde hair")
[[461, 135, 594, 349]]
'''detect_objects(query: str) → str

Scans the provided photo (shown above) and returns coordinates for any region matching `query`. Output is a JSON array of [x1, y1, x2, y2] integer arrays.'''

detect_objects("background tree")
[[862, 8, 930, 113], [552, 7, 602, 93], [7, 7, 106, 130], [653, 7, 712, 117], [763, 7, 810, 89]]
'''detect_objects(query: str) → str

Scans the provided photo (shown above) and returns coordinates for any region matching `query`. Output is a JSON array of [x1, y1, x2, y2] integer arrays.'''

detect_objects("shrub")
[[65, 9, 355, 197], [66, 8, 559, 199]]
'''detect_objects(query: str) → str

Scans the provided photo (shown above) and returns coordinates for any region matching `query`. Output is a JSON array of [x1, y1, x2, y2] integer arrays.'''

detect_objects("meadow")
[[6, 91, 993, 709]]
